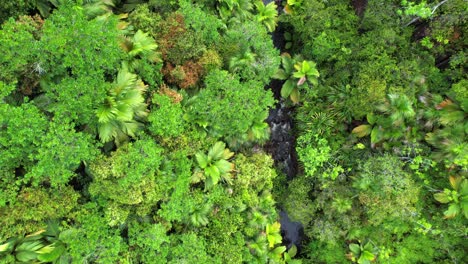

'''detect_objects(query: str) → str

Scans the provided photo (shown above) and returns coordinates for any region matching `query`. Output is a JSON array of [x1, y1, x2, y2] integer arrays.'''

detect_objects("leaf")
[[288, 244, 298, 258], [290, 87, 300, 104], [292, 71, 305, 78], [293, 62, 301, 72], [306, 67, 319, 78], [16, 240, 43, 251], [366, 113, 376, 125], [281, 79, 295, 98], [129, 30, 158, 57], [361, 250, 375, 260], [204, 165, 220, 185], [434, 192, 450, 203], [98, 121, 115, 143], [281, 54, 294, 73], [297, 76, 306, 86], [222, 148, 235, 160], [0, 239, 15, 252], [460, 179, 468, 196], [37, 244, 65, 262], [352, 125, 372, 137], [195, 153, 209, 169], [349, 244, 361, 255], [208, 142, 226, 160], [301, 60, 311, 73], [362, 242, 373, 252], [462, 200, 468, 219], [285, 42, 292, 49], [449, 176, 462, 190], [214, 159, 233, 174], [271, 246, 286, 255], [273, 69, 288, 80], [444, 204, 460, 219], [15, 251, 38, 262], [370, 127, 382, 144], [266, 222, 282, 248]]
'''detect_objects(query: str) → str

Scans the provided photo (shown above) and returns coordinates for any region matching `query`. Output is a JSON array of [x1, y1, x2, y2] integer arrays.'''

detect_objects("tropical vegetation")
[[0, 0, 466, 263]]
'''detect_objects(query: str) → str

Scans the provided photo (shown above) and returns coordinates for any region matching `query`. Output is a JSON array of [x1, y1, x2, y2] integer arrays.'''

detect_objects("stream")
[[263, 0, 304, 252]]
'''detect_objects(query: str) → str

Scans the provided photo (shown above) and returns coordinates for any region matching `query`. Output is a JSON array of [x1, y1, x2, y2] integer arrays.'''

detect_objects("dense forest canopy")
[[0, 0, 466, 263]]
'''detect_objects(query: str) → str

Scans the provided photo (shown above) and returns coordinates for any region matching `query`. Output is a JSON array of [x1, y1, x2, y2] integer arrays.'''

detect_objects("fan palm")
[[120, 30, 160, 72], [425, 99, 467, 169], [254, 1, 278, 32], [96, 66, 148, 144], [229, 50, 256, 74], [352, 94, 416, 146], [217, 0, 253, 22], [377, 94, 415, 126]]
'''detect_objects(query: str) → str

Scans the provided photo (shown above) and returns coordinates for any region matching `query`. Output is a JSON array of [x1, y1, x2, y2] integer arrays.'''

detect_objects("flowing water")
[[263, 0, 304, 251]]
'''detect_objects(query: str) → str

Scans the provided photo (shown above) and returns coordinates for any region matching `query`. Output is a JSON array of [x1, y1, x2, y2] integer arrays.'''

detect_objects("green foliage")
[[254, 1, 278, 32], [96, 66, 148, 145], [434, 176, 468, 219], [120, 29, 162, 87], [221, 20, 280, 85], [60, 203, 124, 263], [27, 121, 99, 187], [148, 93, 185, 137], [0, 1, 35, 24], [353, 94, 416, 147], [296, 133, 331, 178], [354, 155, 420, 225], [184, 70, 274, 146], [0, 16, 39, 84], [157, 152, 194, 223], [399, 0, 432, 19], [29, 4, 124, 129], [0, 221, 68, 263], [425, 98, 467, 170], [216, 0, 253, 23], [167, 233, 213, 263], [193, 141, 234, 189], [0, 186, 79, 240], [273, 54, 319, 104], [128, 221, 169, 262], [266, 222, 282, 248], [1, 0, 466, 262], [347, 240, 377, 264], [234, 153, 277, 195], [39, 4, 122, 78], [178, 0, 224, 46], [0, 102, 48, 173], [88, 139, 164, 208]]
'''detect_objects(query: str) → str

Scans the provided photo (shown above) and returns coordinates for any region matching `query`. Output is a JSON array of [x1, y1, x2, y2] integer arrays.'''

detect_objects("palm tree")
[[96, 66, 148, 145], [377, 93, 415, 126], [254, 1, 278, 32], [425, 99, 467, 169], [120, 30, 160, 73], [216, 0, 253, 23], [352, 94, 416, 147], [229, 50, 256, 74]]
